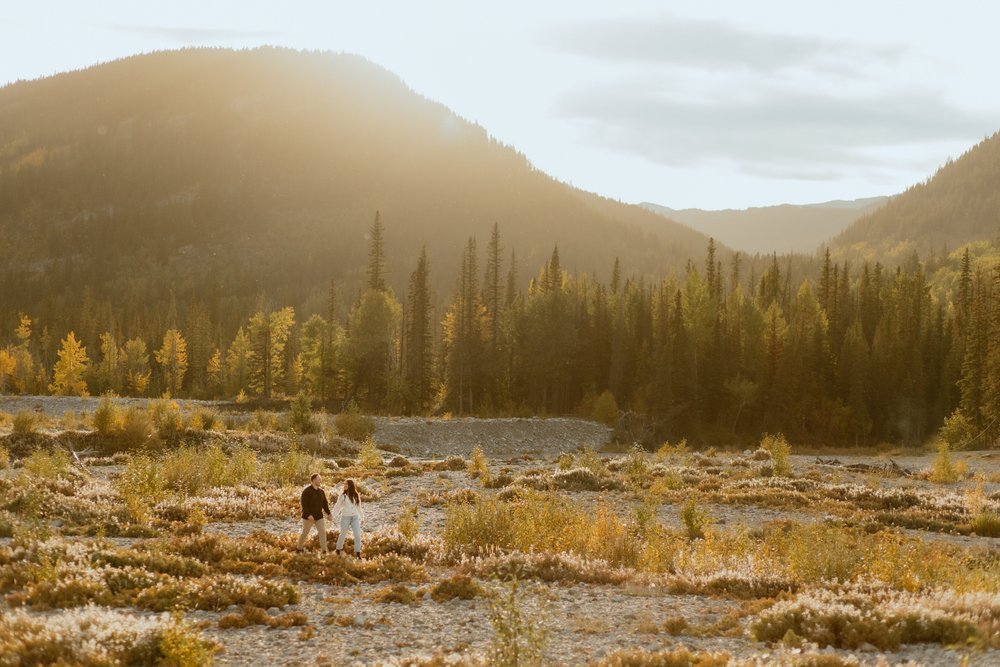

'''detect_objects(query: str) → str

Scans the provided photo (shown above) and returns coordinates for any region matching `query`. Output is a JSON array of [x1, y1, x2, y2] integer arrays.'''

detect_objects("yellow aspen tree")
[[49, 332, 90, 396], [155, 329, 188, 397]]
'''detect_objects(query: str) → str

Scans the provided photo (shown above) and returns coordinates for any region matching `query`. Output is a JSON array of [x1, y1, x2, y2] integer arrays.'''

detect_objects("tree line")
[[2, 213, 999, 447]]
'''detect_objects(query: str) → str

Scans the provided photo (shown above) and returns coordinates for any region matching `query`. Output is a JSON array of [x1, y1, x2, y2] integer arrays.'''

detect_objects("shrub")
[[760, 433, 792, 476], [590, 390, 619, 426], [358, 436, 383, 469], [162, 446, 207, 494], [116, 452, 167, 522], [158, 613, 219, 666], [576, 447, 608, 475], [545, 467, 623, 492], [246, 409, 278, 433], [398, 502, 420, 540], [654, 439, 688, 463], [430, 574, 487, 602], [22, 448, 72, 479], [970, 511, 1000, 537], [938, 408, 978, 450], [334, 405, 375, 441], [262, 443, 317, 486], [190, 408, 221, 432], [436, 455, 466, 471], [467, 446, 492, 484], [218, 605, 308, 629], [928, 440, 959, 484], [12, 410, 39, 435], [92, 394, 121, 436], [488, 579, 548, 667], [289, 392, 320, 434], [445, 490, 647, 570], [591, 647, 729, 667], [149, 399, 184, 440], [373, 584, 419, 605], [679, 498, 710, 540], [623, 444, 649, 481], [0, 446, 9, 470], [749, 589, 991, 650], [0, 606, 217, 667], [118, 405, 157, 448]]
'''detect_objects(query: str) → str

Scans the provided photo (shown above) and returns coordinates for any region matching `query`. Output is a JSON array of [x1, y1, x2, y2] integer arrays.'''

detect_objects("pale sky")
[[2, 1, 998, 209]]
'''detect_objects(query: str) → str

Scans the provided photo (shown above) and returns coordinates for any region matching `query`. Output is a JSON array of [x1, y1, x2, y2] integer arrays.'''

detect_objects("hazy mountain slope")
[[0, 47, 711, 337], [642, 197, 887, 254], [831, 132, 1000, 262]]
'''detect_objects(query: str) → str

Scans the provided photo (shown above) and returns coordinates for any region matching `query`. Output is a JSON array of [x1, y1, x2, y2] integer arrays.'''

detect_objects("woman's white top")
[[332, 493, 365, 521]]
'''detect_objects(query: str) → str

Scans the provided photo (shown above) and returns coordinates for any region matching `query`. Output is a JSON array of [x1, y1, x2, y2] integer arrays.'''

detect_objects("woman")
[[332, 479, 366, 558]]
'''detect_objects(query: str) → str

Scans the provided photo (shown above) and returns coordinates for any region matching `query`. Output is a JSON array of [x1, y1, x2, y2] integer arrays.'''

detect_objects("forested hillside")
[[832, 132, 1000, 262], [0, 47, 708, 346]]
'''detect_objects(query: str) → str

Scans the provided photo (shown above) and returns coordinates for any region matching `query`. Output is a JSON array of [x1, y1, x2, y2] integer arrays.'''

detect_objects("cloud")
[[546, 14, 996, 181], [555, 83, 996, 179], [107, 25, 279, 44], [548, 14, 900, 73]]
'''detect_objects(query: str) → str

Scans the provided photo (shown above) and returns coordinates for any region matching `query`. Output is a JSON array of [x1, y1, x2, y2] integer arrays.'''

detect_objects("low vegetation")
[[1, 397, 998, 664]]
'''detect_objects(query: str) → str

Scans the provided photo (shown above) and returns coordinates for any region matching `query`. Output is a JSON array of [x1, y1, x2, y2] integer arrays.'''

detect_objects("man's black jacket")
[[301, 485, 331, 520]]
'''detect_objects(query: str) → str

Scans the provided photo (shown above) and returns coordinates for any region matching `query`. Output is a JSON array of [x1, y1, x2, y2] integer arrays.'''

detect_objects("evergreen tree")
[[404, 246, 436, 412], [367, 210, 387, 292]]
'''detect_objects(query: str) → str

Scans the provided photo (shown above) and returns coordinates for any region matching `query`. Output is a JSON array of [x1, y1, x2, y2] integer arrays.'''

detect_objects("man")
[[297, 472, 331, 553]]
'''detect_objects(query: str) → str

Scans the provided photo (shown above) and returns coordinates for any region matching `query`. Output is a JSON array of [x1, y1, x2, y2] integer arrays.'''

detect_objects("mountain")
[[642, 197, 887, 255], [831, 132, 1000, 262], [0, 47, 711, 341]]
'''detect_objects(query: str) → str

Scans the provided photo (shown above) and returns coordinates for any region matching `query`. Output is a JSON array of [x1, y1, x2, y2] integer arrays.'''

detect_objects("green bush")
[[970, 511, 1000, 537], [246, 409, 278, 433], [760, 433, 792, 477], [938, 408, 978, 450], [116, 452, 167, 522], [92, 394, 121, 436], [373, 584, 419, 605], [488, 579, 549, 667], [289, 392, 320, 434], [928, 440, 959, 484], [430, 574, 486, 603], [118, 405, 157, 448], [589, 390, 619, 426], [12, 411, 40, 435], [190, 408, 221, 432], [0, 607, 217, 667], [358, 436, 383, 469], [750, 590, 985, 650], [149, 399, 184, 440], [262, 444, 317, 486], [467, 446, 491, 483], [22, 448, 72, 479], [334, 405, 375, 441], [679, 498, 710, 540], [398, 502, 420, 540]]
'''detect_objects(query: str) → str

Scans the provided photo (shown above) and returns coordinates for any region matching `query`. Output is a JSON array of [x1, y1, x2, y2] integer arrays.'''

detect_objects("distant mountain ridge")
[[642, 197, 888, 255]]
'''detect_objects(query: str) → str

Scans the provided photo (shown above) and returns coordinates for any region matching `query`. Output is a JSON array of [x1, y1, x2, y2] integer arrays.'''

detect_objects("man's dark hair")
[[310, 473, 320, 482]]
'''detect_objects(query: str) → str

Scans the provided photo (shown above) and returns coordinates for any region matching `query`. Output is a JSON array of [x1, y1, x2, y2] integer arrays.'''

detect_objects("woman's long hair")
[[344, 479, 360, 506]]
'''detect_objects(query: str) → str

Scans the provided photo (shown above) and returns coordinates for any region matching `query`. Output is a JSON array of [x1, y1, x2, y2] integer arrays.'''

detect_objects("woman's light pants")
[[336, 515, 362, 553]]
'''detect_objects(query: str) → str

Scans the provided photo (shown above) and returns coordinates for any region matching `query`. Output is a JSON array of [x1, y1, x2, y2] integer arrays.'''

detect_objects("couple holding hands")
[[297, 473, 365, 557]]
